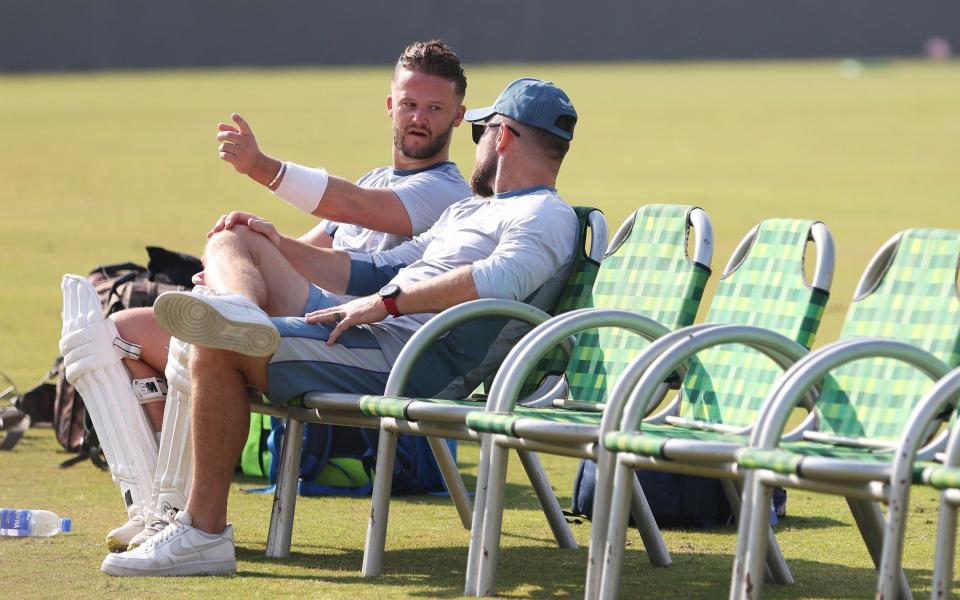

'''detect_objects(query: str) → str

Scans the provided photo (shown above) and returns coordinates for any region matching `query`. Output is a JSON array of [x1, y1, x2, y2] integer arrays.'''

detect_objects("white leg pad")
[[60, 275, 158, 518], [150, 333, 194, 517]]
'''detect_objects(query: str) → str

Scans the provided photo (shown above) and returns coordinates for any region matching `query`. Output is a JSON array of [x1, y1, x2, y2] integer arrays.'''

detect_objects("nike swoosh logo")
[[168, 534, 227, 558]]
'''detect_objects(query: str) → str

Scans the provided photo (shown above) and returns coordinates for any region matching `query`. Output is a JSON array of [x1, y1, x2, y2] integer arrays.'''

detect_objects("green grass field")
[[1, 60, 958, 598]]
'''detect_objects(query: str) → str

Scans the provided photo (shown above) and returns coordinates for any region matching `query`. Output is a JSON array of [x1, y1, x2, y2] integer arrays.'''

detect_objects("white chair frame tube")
[[597, 325, 809, 600], [879, 368, 960, 600], [469, 308, 673, 596], [731, 339, 949, 600], [362, 298, 572, 577]]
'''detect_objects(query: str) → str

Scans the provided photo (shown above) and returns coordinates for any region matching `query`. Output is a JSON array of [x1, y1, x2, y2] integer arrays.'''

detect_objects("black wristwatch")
[[378, 284, 402, 317]]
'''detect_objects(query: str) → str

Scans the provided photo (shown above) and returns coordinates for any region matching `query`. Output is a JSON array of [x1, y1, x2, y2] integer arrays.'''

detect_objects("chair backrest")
[[815, 229, 960, 442], [563, 204, 713, 406], [678, 219, 834, 428], [516, 206, 608, 396]]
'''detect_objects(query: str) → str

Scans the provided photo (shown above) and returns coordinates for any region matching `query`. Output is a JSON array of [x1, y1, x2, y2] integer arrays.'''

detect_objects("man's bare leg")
[[203, 225, 311, 317], [112, 308, 171, 430], [183, 346, 270, 533]]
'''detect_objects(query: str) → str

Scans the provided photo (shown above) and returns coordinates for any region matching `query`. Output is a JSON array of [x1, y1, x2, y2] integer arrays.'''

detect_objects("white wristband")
[[272, 161, 329, 214]]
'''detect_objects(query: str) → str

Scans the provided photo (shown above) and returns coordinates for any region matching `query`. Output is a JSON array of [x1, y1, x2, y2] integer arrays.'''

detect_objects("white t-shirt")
[[346, 185, 579, 366], [324, 161, 470, 253]]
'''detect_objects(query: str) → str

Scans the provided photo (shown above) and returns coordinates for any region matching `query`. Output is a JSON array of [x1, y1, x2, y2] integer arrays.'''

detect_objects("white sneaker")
[[127, 509, 176, 550], [154, 291, 279, 357], [105, 513, 145, 552], [101, 512, 236, 577]]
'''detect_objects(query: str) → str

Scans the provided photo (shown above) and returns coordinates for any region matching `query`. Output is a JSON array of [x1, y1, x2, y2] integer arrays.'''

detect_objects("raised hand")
[[217, 113, 261, 174]]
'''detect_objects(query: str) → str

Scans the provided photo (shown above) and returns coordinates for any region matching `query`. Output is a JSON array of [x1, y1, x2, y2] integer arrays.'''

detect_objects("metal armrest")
[[382, 298, 557, 397], [485, 308, 674, 415]]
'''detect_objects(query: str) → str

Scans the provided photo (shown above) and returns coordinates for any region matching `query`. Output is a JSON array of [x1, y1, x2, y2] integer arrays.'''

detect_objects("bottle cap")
[[60, 517, 72, 533]]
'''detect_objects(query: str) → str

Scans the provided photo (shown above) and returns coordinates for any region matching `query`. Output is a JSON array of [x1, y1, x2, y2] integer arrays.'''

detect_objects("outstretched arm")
[[217, 113, 413, 236], [306, 266, 479, 346]]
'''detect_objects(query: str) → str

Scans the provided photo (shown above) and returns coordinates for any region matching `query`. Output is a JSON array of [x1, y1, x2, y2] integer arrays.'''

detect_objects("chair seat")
[[466, 405, 604, 436], [603, 423, 749, 458], [738, 442, 938, 484], [358, 395, 485, 419], [924, 465, 960, 490]]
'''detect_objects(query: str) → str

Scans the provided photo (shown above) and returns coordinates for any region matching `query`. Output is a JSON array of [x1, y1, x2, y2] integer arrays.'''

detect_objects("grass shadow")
[[232, 544, 936, 598]]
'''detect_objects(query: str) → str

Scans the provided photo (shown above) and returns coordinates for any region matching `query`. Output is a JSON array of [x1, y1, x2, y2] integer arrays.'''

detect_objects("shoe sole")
[[154, 293, 279, 357], [101, 558, 236, 577]]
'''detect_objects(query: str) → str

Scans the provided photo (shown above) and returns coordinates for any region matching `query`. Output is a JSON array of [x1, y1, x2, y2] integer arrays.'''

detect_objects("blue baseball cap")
[[464, 77, 577, 141]]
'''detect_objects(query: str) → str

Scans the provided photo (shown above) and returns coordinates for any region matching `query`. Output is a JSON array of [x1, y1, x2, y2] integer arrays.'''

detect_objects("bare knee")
[[111, 308, 170, 375], [206, 225, 270, 260]]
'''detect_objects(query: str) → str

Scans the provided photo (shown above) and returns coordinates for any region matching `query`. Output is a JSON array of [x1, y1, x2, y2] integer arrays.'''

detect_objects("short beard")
[[470, 155, 496, 197], [393, 118, 455, 160]]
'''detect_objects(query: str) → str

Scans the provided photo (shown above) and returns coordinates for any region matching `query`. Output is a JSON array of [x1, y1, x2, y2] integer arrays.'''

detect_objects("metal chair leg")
[[931, 496, 958, 600], [847, 498, 913, 600], [361, 428, 399, 577], [598, 460, 636, 600], [426, 436, 473, 528], [733, 473, 773, 600], [266, 416, 304, 558], [476, 440, 510, 597], [465, 435, 492, 596], [586, 452, 616, 600], [629, 474, 672, 566], [517, 449, 577, 548]]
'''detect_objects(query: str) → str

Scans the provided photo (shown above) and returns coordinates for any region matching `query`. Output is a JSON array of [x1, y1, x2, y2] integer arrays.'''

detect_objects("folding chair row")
[[728, 228, 960, 600], [253, 205, 958, 600], [466, 217, 835, 597], [558, 227, 959, 599]]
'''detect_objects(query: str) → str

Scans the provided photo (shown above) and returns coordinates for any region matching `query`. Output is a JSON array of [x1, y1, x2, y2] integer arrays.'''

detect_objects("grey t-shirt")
[[325, 161, 470, 253], [346, 185, 579, 388]]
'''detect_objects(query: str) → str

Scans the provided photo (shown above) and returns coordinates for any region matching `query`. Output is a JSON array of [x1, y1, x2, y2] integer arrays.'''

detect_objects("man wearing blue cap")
[[100, 77, 581, 577]]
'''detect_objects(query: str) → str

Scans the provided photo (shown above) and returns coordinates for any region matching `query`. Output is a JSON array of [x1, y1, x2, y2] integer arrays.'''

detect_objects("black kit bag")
[[52, 247, 202, 468]]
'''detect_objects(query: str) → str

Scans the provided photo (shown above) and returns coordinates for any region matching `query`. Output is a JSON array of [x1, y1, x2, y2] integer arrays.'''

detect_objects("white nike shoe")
[[105, 513, 145, 552], [154, 291, 280, 357], [101, 511, 236, 577], [127, 509, 176, 550]]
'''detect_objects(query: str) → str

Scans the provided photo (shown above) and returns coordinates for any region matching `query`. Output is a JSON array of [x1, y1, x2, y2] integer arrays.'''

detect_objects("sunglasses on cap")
[[471, 121, 522, 145]]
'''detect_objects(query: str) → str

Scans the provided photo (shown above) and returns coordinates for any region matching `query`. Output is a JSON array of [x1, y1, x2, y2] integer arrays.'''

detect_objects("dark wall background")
[[3, 0, 958, 72]]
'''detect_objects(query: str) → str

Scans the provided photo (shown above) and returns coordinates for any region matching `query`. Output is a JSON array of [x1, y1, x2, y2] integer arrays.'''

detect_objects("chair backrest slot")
[[564, 204, 714, 407], [678, 219, 834, 428], [816, 228, 960, 442]]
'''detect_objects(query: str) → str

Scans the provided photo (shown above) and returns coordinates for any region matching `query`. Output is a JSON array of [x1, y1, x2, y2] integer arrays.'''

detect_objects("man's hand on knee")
[[207, 211, 281, 247]]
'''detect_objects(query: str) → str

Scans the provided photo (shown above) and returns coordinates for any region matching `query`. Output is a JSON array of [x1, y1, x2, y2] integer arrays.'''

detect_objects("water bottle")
[[0, 509, 72, 537]]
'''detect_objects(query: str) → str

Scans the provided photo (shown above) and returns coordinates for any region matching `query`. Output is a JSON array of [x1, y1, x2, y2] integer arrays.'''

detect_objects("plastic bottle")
[[0, 509, 72, 537]]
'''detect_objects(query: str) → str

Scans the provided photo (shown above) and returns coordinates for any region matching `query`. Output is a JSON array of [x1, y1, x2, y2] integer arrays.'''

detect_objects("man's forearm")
[[393, 267, 479, 315], [273, 164, 413, 236], [274, 235, 352, 296]]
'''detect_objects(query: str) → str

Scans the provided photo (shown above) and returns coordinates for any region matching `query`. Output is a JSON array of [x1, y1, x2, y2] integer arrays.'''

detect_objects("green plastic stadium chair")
[[468, 215, 837, 598], [590, 219, 834, 600], [879, 367, 960, 600], [472, 218, 833, 598], [250, 205, 608, 571], [357, 204, 713, 580], [729, 229, 960, 600]]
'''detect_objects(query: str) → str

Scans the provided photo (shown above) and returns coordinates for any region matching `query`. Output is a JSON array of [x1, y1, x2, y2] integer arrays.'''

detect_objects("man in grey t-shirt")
[[59, 40, 471, 554], [102, 77, 581, 577]]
